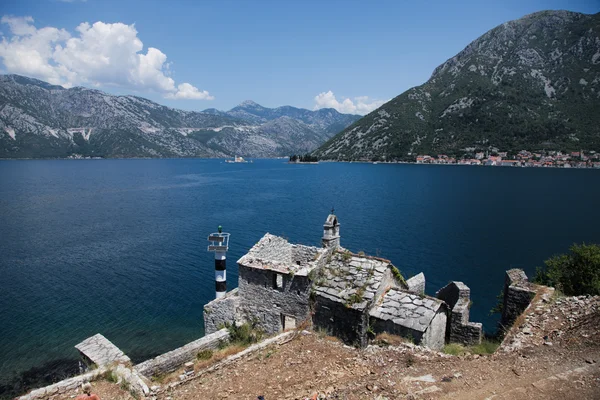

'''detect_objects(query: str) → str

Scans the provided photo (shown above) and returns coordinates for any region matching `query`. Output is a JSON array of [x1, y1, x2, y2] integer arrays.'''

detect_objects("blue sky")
[[0, 0, 598, 114]]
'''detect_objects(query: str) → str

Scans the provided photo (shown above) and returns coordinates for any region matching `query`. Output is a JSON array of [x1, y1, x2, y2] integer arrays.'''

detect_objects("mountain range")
[[0, 75, 360, 159], [315, 10, 600, 161]]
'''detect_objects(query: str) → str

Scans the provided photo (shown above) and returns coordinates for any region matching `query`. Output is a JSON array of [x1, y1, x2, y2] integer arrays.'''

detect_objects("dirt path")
[[49, 295, 599, 400], [156, 295, 599, 400]]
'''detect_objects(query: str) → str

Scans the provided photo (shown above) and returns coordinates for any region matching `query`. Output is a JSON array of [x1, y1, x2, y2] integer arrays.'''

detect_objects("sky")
[[0, 0, 598, 115]]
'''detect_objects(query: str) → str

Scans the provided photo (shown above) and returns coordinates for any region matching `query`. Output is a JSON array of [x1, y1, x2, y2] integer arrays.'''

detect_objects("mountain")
[[218, 100, 360, 135], [314, 11, 600, 161], [0, 75, 359, 158]]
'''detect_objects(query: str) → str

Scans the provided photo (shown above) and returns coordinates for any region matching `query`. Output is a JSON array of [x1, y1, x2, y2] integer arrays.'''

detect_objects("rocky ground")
[[51, 294, 599, 400]]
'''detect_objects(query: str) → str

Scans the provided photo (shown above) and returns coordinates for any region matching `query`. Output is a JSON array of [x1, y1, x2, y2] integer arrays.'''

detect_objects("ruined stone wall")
[[436, 281, 470, 309], [238, 265, 312, 334], [436, 282, 482, 345], [501, 269, 537, 329], [203, 289, 240, 335], [134, 329, 230, 378], [313, 295, 368, 347], [448, 299, 482, 345], [421, 311, 447, 350]]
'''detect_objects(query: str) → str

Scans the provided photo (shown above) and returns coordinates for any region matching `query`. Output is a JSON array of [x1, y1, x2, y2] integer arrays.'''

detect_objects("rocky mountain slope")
[[0, 75, 359, 158], [315, 10, 600, 161]]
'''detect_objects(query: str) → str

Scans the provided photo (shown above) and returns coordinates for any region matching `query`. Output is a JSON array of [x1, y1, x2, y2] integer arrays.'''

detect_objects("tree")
[[534, 243, 600, 296]]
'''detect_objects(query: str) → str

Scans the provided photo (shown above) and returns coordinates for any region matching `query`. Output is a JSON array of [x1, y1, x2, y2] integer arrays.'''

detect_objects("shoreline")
[[1, 157, 599, 169]]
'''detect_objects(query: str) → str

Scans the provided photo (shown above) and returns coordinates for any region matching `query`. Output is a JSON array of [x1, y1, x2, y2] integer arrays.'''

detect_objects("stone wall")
[[134, 328, 230, 378], [313, 294, 368, 347], [203, 288, 240, 335], [17, 368, 107, 400], [238, 265, 313, 334], [406, 272, 425, 294], [501, 269, 537, 329], [436, 281, 470, 309], [421, 311, 447, 350], [436, 281, 482, 345]]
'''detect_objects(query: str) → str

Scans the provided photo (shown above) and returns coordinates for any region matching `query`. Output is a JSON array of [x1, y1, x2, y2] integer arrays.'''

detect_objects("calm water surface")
[[1, 159, 599, 392]]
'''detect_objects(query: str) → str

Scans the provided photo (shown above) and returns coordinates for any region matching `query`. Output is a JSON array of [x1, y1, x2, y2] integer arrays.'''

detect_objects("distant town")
[[415, 150, 600, 168]]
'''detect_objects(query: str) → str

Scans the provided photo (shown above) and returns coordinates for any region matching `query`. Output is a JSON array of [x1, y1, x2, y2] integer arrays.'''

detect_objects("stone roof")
[[313, 251, 392, 310], [237, 233, 326, 276], [370, 288, 445, 333]]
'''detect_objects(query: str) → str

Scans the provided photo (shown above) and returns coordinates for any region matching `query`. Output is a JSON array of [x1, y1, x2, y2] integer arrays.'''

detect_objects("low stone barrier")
[[134, 328, 230, 378], [17, 368, 107, 400]]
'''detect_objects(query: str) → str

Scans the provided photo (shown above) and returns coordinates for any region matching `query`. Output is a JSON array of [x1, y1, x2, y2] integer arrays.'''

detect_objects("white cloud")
[[0, 16, 212, 100], [167, 83, 214, 100], [313, 91, 386, 115]]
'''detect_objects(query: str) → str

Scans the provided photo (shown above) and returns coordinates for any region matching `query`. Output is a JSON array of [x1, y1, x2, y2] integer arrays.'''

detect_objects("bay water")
[[1, 159, 598, 395]]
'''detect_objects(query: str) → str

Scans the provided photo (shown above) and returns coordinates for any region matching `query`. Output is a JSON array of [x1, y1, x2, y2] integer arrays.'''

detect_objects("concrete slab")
[[75, 333, 130, 367]]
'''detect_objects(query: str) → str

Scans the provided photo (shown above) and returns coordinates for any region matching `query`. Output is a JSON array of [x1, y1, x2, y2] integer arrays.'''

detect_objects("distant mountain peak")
[[237, 100, 262, 108]]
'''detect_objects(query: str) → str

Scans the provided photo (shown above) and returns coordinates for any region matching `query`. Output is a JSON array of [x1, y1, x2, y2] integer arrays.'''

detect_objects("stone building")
[[203, 213, 483, 350], [204, 233, 331, 335]]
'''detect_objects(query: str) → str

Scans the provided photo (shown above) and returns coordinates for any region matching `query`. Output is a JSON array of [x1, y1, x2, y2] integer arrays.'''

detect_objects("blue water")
[[0, 159, 599, 392]]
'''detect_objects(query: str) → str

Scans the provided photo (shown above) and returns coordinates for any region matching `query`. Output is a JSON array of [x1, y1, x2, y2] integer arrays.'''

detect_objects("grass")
[[470, 340, 500, 355], [390, 266, 407, 286], [442, 343, 468, 356], [104, 369, 119, 383], [443, 339, 500, 356], [196, 349, 213, 360], [373, 332, 412, 347], [194, 344, 247, 371]]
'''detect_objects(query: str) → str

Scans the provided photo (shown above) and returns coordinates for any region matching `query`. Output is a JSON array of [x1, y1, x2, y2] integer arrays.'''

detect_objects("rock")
[[543, 341, 553, 346]]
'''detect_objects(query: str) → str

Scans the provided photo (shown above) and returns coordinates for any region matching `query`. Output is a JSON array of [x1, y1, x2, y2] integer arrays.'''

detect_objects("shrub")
[[534, 243, 600, 296], [226, 321, 263, 346]]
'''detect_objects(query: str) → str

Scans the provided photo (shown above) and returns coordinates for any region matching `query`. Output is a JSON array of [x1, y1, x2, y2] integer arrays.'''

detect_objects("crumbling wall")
[[203, 288, 240, 335], [134, 329, 230, 378], [436, 281, 482, 345], [238, 265, 312, 334], [501, 269, 537, 329]]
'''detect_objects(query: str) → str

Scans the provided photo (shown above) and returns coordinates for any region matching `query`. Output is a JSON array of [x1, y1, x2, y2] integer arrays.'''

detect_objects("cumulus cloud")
[[167, 83, 214, 100], [313, 91, 386, 115], [0, 16, 212, 100]]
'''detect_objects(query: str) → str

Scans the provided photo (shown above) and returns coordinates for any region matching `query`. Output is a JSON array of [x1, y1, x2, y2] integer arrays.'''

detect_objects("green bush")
[[534, 243, 600, 296], [226, 321, 263, 346]]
